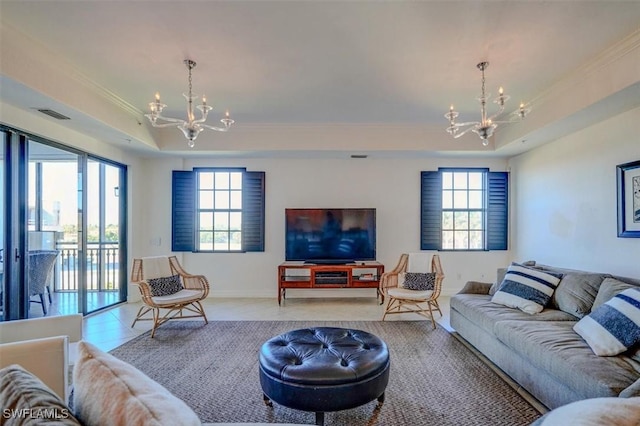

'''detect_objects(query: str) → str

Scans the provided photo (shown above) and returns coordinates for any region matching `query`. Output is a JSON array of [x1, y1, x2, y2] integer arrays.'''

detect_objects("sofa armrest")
[[0, 336, 69, 402], [0, 314, 83, 344], [458, 281, 492, 295]]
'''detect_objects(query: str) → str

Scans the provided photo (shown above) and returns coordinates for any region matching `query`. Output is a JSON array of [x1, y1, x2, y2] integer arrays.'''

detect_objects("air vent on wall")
[[36, 109, 70, 120]]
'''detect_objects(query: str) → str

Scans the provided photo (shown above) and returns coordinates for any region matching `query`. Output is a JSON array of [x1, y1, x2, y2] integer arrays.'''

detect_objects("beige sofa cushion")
[[0, 364, 81, 425], [550, 272, 608, 318], [494, 320, 640, 399], [73, 341, 201, 426], [593, 277, 639, 311], [450, 294, 576, 336]]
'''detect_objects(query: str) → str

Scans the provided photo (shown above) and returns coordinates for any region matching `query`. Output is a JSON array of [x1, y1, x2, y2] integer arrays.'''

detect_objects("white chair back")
[[140, 256, 173, 280], [407, 252, 432, 273]]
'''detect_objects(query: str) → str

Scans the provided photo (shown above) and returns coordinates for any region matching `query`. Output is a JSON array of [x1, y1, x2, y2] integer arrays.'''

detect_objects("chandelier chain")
[[188, 64, 193, 97], [188, 63, 193, 115], [480, 65, 486, 123]]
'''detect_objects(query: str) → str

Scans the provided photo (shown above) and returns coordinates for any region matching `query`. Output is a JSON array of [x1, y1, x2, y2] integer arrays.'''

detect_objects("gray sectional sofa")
[[450, 263, 640, 410]]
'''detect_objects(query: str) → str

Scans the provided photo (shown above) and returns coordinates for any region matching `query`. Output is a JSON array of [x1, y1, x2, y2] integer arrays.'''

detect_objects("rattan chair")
[[130, 256, 209, 337], [380, 253, 444, 329]]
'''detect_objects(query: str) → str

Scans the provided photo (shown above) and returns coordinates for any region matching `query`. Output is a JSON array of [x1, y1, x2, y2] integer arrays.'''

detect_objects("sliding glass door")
[[28, 141, 81, 317], [1, 133, 5, 321], [86, 159, 126, 312], [1, 126, 127, 320]]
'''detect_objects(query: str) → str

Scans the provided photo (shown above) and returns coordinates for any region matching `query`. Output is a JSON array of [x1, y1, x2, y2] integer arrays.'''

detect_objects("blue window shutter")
[[421, 171, 442, 250], [242, 171, 265, 252], [487, 171, 509, 250], [172, 170, 195, 252]]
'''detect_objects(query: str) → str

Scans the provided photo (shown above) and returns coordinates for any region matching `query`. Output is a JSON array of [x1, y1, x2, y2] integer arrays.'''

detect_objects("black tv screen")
[[285, 208, 376, 263]]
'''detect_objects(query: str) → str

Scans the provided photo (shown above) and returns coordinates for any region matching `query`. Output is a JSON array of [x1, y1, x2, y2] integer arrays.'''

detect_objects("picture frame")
[[616, 160, 640, 238]]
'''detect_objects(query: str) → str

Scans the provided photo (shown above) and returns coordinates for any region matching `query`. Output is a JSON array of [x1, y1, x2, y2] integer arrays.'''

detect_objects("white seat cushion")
[[388, 287, 434, 300], [151, 289, 202, 304]]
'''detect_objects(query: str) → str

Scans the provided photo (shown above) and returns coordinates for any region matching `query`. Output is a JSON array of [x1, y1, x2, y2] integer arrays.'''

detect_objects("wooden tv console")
[[277, 261, 385, 305]]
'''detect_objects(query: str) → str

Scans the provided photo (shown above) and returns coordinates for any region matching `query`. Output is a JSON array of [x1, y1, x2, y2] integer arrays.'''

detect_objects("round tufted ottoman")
[[259, 327, 390, 425]]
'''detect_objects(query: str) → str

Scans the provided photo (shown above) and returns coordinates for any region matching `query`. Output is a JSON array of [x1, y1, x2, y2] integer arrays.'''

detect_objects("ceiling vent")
[[350, 154, 368, 159], [36, 109, 70, 120]]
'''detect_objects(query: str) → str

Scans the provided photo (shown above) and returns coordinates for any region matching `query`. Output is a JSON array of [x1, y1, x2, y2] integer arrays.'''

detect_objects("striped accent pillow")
[[491, 263, 563, 314], [573, 288, 640, 356]]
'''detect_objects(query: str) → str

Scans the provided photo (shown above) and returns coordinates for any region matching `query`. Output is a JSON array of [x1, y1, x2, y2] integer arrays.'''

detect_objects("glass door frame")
[[1, 125, 128, 320], [2, 130, 28, 321], [85, 156, 128, 313]]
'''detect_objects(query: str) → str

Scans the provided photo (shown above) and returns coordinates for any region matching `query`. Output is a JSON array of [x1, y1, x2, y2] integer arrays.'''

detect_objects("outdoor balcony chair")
[[28, 250, 59, 315], [380, 253, 444, 329], [130, 256, 209, 338]]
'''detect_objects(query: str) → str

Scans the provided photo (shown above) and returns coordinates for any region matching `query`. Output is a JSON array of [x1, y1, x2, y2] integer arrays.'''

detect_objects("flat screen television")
[[285, 208, 376, 263]]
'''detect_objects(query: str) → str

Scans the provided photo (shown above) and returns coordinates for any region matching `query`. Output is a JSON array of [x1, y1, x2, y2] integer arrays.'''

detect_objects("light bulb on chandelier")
[[445, 62, 530, 147], [145, 59, 234, 148]]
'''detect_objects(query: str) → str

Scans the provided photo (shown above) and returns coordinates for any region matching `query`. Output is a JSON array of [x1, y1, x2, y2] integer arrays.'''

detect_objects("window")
[[197, 171, 243, 251], [421, 169, 508, 251], [172, 168, 265, 252], [442, 170, 485, 250]]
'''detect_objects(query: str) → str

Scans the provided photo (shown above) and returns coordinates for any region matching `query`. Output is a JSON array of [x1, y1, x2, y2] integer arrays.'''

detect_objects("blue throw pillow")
[[491, 263, 563, 314], [401, 272, 436, 291], [147, 275, 183, 297], [573, 288, 640, 356]]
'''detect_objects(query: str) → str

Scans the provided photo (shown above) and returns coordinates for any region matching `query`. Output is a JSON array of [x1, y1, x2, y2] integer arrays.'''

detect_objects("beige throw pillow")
[[73, 341, 201, 426]]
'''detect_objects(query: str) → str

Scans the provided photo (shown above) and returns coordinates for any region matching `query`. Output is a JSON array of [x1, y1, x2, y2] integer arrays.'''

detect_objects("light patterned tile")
[[82, 297, 452, 349]]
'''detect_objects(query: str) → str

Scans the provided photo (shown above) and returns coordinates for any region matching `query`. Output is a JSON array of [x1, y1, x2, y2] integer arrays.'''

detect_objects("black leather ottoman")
[[259, 327, 390, 425]]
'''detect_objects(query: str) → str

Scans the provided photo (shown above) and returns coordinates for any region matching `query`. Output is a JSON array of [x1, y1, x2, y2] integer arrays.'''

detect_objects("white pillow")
[[573, 288, 640, 356], [73, 341, 201, 426], [537, 397, 640, 426]]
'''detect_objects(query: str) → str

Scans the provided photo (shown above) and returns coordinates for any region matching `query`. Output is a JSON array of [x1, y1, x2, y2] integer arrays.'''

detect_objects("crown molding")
[[528, 28, 640, 108]]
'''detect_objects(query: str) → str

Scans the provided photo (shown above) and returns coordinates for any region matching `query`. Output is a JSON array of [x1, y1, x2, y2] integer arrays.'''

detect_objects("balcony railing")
[[54, 242, 120, 292]]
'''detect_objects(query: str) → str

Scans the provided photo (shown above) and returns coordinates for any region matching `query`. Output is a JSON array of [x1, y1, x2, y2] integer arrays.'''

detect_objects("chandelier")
[[145, 59, 234, 148], [444, 61, 529, 146]]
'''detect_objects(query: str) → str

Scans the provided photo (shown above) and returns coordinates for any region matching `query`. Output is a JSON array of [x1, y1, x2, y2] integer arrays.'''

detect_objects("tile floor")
[[82, 296, 452, 352]]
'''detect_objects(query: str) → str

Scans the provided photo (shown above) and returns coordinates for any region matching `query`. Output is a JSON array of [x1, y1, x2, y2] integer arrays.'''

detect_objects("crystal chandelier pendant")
[[145, 59, 234, 148]]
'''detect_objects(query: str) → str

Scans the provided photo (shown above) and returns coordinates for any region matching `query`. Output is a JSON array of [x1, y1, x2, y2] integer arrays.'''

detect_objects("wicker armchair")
[[28, 250, 59, 315], [130, 256, 209, 337], [380, 253, 444, 329]]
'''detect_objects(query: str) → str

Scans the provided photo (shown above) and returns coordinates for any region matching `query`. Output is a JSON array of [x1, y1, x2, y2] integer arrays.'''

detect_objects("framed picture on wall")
[[617, 160, 640, 238]]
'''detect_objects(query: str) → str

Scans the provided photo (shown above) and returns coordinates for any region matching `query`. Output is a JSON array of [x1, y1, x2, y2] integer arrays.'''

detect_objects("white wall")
[[508, 107, 640, 278], [131, 156, 512, 299]]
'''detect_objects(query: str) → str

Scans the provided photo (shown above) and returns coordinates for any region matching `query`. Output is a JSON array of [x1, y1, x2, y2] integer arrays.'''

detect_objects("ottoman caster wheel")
[[263, 394, 273, 407], [374, 392, 385, 410]]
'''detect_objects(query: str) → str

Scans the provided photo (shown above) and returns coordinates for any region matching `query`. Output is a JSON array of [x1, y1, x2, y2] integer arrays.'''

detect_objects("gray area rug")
[[110, 321, 541, 425]]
